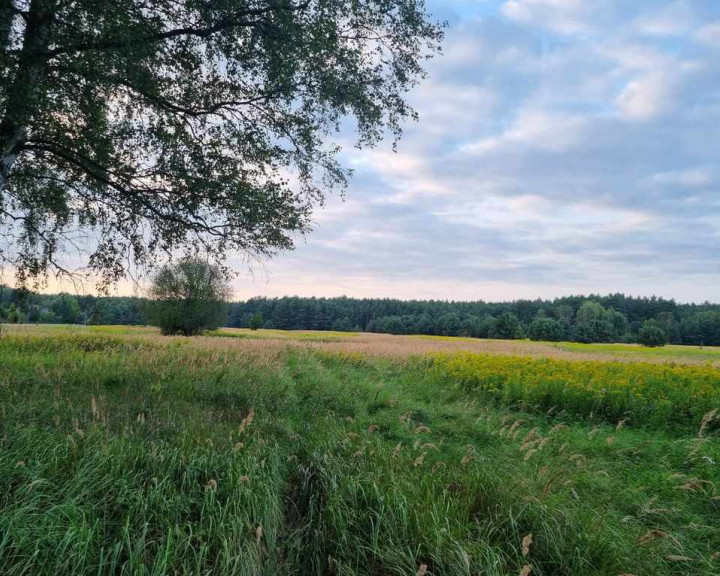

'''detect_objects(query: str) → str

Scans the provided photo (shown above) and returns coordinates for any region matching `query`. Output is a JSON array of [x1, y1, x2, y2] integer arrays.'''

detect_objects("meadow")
[[0, 326, 719, 575]]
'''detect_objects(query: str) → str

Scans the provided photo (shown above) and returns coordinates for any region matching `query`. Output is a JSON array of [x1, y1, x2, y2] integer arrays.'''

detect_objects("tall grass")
[[0, 329, 718, 575]]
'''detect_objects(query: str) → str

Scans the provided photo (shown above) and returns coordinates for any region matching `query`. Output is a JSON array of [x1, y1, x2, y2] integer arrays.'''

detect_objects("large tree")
[[0, 0, 443, 287]]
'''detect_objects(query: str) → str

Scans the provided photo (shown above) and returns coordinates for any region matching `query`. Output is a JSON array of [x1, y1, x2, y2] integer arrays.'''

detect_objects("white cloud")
[[462, 109, 587, 154], [598, 42, 672, 71], [695, 21, 720, 47], [614, 56, 702, 121], [409, 82, 497, 135], [435, 194, 652, 240], [647, 168, 714, 187], [501, 0, 599, 35], [225, 2, 720, 303], [310, 199, 368, 225], [635, 0, 696, 36], [615, 73, 675, 120], [347, 148, 455, 204]]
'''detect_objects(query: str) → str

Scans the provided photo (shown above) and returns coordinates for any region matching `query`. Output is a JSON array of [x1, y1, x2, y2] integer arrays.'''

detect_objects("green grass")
[[408, 334, 480, 343], [0, 329, 719, 575], [2, 323, 161, 337], [554, 341, 720, 361], [212, 328, 358, 342]]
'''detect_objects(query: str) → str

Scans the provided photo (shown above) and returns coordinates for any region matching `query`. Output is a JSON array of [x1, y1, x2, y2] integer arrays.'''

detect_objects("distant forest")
[[2, 286, 720, 346]]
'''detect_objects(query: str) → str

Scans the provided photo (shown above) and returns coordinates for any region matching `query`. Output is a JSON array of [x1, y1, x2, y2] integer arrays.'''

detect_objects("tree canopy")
[[638, 320, 667, 348], [0, 0, 443, 287]]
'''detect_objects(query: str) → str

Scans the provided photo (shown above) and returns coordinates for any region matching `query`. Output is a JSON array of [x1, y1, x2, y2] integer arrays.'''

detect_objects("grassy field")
[[1, 326, 719, 575], [8, 324, 720, 365], [554, 342, 720, 362]]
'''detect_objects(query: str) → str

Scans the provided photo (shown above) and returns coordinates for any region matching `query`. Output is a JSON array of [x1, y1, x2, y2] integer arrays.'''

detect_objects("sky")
[[45, 0, 720, 303]]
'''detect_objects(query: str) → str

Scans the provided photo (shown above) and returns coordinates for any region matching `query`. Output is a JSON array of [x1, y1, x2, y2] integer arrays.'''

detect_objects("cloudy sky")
[[236, 0, 720, 303]]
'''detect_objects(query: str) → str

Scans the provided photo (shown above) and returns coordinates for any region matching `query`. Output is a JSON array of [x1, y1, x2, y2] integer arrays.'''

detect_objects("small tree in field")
[[147, 258, 231, 336], [249, 313, 263, 331], [638, 321, 667, 348], [7, 304, 19, 324]]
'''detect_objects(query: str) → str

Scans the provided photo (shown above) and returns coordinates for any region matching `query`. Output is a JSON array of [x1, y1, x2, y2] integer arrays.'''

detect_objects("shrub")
[[146, 257, 231, 336]]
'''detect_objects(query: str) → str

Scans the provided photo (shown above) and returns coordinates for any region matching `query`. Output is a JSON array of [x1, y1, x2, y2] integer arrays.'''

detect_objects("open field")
[[1, 326, 719, 575], [7, 324, 720, 365]]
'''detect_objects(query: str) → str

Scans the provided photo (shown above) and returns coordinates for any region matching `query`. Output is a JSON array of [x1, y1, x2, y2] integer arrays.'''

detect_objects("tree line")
[[2, 286, 720, 347], [0, 286, 143, 326], [229, 294, 720, 347]]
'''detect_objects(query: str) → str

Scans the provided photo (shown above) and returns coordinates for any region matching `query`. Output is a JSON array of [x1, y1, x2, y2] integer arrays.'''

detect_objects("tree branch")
[[22, 141, 239, 241], [36, 1, 310, 59]]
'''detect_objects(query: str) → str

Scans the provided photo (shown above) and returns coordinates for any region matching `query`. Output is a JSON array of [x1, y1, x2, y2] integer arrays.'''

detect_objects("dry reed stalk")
[[238, 409, 254, 434], [699, 409, 717, 437], [522, 533, 533, 556], [392, 442, 402, 458]]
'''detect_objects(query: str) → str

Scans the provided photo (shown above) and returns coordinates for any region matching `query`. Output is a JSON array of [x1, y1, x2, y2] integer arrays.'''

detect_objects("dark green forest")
[[0, 287, 144, 327], [2, 285, 720, 346], [228, 295, 720, 346]]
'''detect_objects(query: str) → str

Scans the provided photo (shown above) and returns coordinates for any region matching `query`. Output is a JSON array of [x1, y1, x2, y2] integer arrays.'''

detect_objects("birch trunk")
[[0, 0, 52, 192]]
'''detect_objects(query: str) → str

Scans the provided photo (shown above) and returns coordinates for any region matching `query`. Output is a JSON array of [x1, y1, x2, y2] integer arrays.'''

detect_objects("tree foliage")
[[528, 313, 564, 342], [7, 302, 19, 323], [49, 293, 81, 323], [4, 288, 720, 346], [227, 294, 715, 344], [0, 0, 444, 287], [146, 257, 231, 335], [679, 311, 720, 347], [493, 312, 523, 340], [248, 311, 263, 330], [574, 301, 629, 343], [638, 320, 667, 348]]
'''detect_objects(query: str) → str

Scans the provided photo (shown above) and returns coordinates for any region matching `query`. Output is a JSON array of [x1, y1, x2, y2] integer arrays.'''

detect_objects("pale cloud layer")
[[230, 0, 720, 302]]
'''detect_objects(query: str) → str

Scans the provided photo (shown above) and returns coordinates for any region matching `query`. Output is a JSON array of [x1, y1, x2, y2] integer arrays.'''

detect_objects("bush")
[[638, 321, 667, 348], [146, 257, 231, 336]]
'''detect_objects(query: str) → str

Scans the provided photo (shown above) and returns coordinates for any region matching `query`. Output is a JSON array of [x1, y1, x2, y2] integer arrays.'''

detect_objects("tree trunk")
[[0, 0, 18, 191], [0, 0, 15, 51], [0, 0, 52, 192]]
